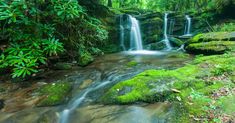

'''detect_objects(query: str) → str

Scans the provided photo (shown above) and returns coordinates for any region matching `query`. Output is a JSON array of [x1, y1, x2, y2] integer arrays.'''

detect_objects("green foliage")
[[213, 22, 235, 32], [51, 0, 84, 20], [0, 0, 108, 78]]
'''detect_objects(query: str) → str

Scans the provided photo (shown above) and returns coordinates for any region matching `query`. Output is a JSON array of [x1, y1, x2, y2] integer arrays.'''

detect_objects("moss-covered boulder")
[[186, 41, 235, 55], [144, 41, 166, 50], [169, 37, 184, 47], [102, 53, 235, 122], [53, 62, 73, 70], [36, 82, 72, 107], [189, 32, 235, 43], [186, 31, 235, 55], [78, 51, 94, 66]]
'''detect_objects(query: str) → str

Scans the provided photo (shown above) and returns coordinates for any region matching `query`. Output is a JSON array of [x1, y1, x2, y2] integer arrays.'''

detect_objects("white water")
[[162, 13, 172, 50], [129, 15, 143, 51], [123, 50, 166, 55], [59, 81, 111, 123], [169, 19, 175, 35], [120, 15, 126, 50], [184, 15, 192, 36]]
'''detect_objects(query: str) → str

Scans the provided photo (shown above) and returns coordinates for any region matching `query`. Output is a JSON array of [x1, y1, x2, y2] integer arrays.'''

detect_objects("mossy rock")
[[78, 52, 94, 66], [141, 17, 163, 25], [189, 32, 235, 43], [137, 12, 162, 21], [169, 37, 184, 47], [185, 41, 235, 55], [144, 41, 166, 50], [126, 61, 138, 67], [101, 53, 235, 121], [36, 82, 72, 107], [53, 62, 72, 70], [119, 9, 141, 15], [143, 34, 160, 44]]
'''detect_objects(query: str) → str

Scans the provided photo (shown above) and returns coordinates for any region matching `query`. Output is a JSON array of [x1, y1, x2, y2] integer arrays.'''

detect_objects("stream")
[[0, 51, 192, 123]]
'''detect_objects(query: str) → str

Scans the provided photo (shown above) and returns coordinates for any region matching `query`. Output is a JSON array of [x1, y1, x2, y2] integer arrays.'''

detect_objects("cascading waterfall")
[[162, 13, 172, 50], [168, 19, 175, 35], [129, 15, 143, 51], [119, 15, 126, 51], [184, 15, 192, 36]]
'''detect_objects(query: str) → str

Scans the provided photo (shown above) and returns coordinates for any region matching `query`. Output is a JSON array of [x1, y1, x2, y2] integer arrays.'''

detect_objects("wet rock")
[[79, 79, 93, 89], [126, 61, 138, 67], [0, 99, 4, 110], [36, 82, 72, 107], [117, 86, 133, 96], [102, 54, 235, 104], [145, 42, 166, 50], [169, 37, 184, 47], [53, 62, 72, 70]]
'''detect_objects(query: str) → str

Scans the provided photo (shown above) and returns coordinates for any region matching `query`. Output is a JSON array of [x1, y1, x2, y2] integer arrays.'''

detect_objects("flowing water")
[[0, 51, 192, 123], [183, 15, 192, 36], [119, 15, 126, 51], [129, 15, 143, 51], [168, 19, 175, 35], [162, 13, 172, 51]]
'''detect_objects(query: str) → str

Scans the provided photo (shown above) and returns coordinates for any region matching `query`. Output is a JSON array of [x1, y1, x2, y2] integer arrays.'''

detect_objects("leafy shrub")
[[0, 0, 108, 78], [213, 22, 235, 32]]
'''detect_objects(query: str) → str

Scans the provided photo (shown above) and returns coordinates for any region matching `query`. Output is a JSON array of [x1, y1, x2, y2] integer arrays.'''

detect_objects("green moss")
[[141, 17, 163, 25], [218, 95, 235, 114], [36, 82, 72, 106], [190, 33, 204, 43], [189, 32, 235, 43], [102, 53, 235, 121], [186, 41, 235, 55], [126, 61, 138, 67]]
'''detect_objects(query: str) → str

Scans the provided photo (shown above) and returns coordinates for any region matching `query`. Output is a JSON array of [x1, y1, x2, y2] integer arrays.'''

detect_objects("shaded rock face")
[[0, 99, 4, 110], [185, 32, 235, 55], [53, 62, 73, 70], [137, 13, 163, 45]]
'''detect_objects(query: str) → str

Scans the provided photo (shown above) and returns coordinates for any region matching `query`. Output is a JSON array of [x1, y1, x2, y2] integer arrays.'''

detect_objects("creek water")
[[0, 51, 192, 123]]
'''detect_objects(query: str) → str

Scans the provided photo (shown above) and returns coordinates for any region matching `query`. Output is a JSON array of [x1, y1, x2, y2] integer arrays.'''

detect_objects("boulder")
[[185, 41, 235, 55], [53, 62, 72, 70], [169, 37, 184, 47], [36, 82, 72, 107], [0, 99, 4, 110], [189, 32, 235, 43], [185, 32, 235, 55]]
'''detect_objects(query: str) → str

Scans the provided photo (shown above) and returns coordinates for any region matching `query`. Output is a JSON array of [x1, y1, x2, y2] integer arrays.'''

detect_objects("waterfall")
[[119, 15, 126, 51], [129, 15, 143, 51], [162, 13, 172, 50], [168, 19, 175, 35], [184, 15, 192, 36], [119, 15, 143, 51]]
